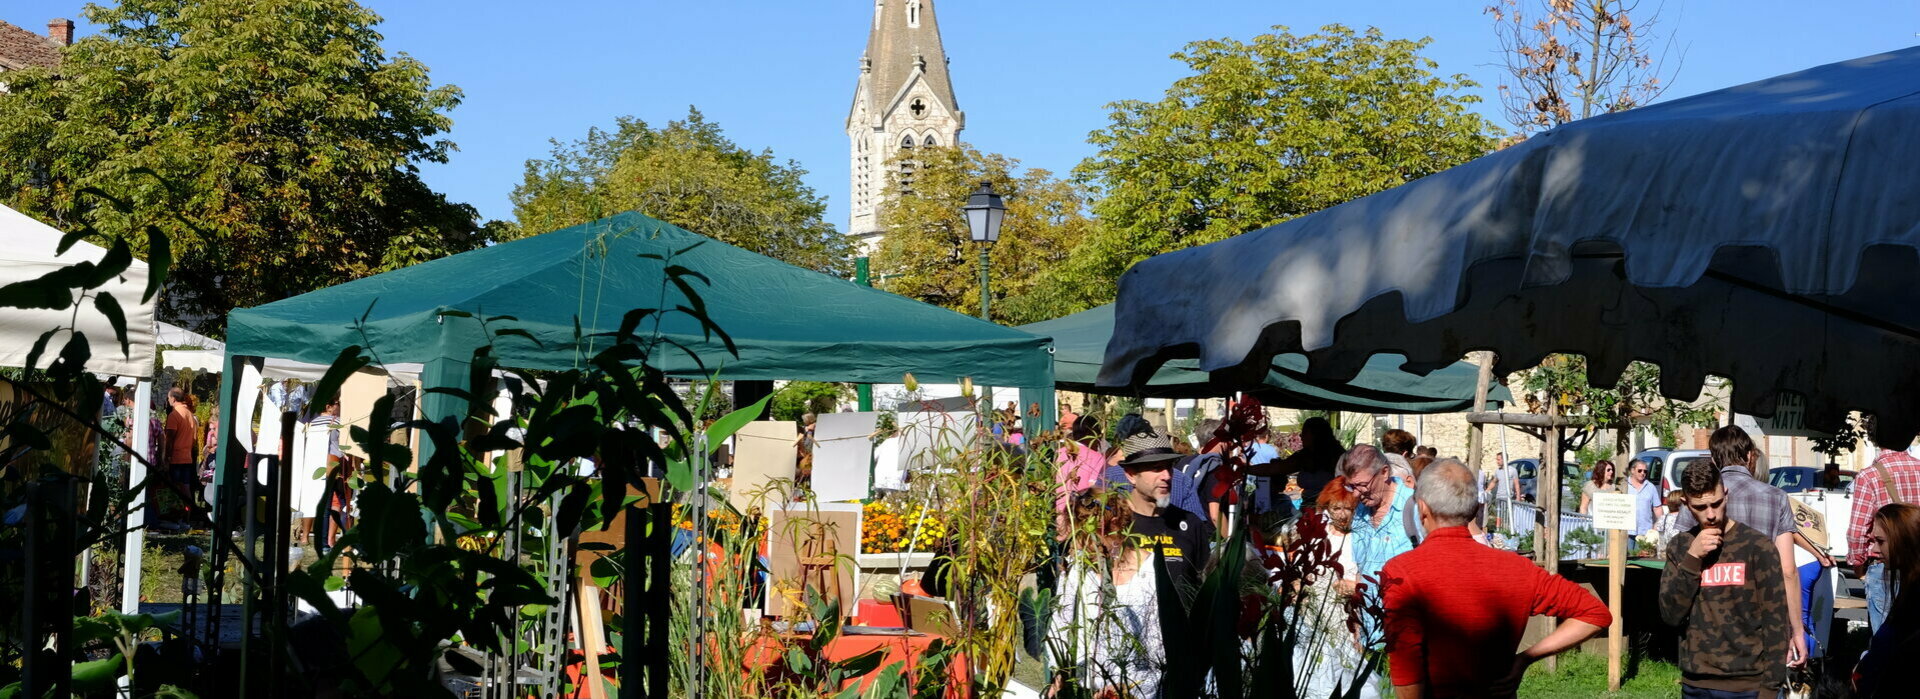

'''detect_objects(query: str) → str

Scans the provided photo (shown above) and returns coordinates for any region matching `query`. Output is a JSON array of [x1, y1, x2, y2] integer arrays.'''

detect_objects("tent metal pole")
[[122, 379, 152, 614]]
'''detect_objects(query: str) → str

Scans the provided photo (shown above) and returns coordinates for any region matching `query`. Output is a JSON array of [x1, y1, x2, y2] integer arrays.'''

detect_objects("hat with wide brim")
[[1117, 432, 1182, 468]]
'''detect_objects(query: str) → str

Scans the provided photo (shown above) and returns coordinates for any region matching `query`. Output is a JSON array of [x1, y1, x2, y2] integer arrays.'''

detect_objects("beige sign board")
[[764, 503, 861, 618], [1591, 492, 1635, 531], [729, 420, 797, 513]]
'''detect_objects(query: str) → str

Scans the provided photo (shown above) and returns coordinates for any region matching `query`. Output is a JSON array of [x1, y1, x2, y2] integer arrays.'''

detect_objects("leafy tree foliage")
[[1057, 25, 1502, 307], [508, 110, 853, 277], [1518, 355, 1719, 456], [770, 381, 852, 422], [872, 144, 1097, 325], [0, 0, 480, 332]]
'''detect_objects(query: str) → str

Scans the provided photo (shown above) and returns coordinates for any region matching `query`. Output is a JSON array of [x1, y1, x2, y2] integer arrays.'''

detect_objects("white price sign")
[[1591, 492, 1635, 531]]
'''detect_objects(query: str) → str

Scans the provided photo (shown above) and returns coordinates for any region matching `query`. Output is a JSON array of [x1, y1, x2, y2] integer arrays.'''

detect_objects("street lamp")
[[962, 181, 1005, 320]]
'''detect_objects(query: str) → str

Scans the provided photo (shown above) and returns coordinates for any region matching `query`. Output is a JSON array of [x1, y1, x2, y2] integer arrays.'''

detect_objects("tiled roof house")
[[0, 18, 72, 75]]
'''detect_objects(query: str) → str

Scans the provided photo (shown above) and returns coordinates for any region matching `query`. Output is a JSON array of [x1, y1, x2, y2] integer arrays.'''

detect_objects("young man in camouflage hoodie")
[[1659, 459, 1790, 698]]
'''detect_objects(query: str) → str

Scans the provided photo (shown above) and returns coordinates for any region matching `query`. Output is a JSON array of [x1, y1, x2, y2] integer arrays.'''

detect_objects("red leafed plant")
[[1200, 396, 1269, 505]]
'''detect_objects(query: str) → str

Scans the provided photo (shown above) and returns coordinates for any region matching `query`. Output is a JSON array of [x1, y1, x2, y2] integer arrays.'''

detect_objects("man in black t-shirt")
[[1116, 432, 1213, 608]]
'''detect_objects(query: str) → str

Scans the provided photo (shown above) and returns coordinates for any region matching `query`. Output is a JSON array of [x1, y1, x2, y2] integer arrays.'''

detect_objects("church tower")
[[847, 0, 963, 256]]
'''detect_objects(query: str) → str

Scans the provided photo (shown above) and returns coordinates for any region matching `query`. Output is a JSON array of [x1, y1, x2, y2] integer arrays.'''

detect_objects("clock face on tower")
[[909, 98, 928, 119]]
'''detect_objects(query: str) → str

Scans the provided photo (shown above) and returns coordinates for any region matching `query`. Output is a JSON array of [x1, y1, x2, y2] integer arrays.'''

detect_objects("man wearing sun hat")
[[1116, 431, 1214, 607]]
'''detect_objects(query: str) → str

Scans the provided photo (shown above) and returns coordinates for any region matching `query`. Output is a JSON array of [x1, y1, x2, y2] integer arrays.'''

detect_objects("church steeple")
[[847, 0, 964, 254]]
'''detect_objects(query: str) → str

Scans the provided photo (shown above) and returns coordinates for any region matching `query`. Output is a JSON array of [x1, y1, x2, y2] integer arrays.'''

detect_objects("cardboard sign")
[[1591, 492, 1636, 531], [730, 421, 798, 513], [764, 503, 861, 618], [1790, 496, 1828, 549], [812, 412, 880, 503]]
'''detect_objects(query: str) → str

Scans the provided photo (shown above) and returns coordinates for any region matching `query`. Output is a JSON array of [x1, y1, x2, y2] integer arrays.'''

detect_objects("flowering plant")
[[860, 500, 948, 553], [1200, 395, 1269, 506]]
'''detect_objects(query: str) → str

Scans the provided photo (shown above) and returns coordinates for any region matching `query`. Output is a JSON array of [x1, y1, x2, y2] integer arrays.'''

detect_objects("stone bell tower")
[[846, 0, 964, 256]]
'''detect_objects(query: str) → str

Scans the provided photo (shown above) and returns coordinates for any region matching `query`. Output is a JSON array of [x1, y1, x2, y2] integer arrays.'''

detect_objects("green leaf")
[[782, 647, 813, 676], [88, 237, 133, 289], [703, 393, 773, 454], [142, 226, 170, 304], [307, 345, 369, 419], [834, 648, 886, 677], [95, 292, 129, 357], [70, 654, 126, 692]]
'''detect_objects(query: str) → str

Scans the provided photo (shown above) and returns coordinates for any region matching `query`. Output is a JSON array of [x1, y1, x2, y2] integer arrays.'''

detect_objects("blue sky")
[[5, 1, 1917, 234]]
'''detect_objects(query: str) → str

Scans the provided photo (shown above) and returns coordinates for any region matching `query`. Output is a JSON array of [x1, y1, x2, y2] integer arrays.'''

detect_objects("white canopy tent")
[[1099, 46, 1920, 446], [161, 348, 422, 384], [0, 203, 157, 376], [156, 321, 222, 351], [0, 203, 159, 624]]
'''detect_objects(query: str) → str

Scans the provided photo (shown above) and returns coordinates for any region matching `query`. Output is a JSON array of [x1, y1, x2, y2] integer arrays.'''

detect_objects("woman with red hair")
[[1294, 475, 1380, 699]]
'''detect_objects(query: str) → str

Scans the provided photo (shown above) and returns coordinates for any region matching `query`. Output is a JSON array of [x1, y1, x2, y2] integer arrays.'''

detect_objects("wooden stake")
[[1607, 528, 1626, 691], [1467, 351, 1493, 472], [578, 578, 608, 699]]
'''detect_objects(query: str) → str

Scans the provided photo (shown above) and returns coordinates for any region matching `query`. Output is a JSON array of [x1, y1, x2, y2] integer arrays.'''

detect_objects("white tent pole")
[[121, 379, 152, 614]]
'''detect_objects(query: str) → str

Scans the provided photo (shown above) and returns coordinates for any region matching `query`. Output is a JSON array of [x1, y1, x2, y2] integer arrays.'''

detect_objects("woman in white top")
[[1050, 492, 1165, 698], [1289, 475, 1381, 699]]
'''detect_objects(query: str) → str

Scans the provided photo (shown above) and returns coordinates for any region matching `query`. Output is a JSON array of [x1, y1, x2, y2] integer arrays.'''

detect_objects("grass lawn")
[[1516, 650, 1682, 698]]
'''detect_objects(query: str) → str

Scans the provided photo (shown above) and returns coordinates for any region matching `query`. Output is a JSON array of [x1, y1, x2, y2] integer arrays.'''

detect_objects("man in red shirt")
[[1383, 458, 1610, 698]]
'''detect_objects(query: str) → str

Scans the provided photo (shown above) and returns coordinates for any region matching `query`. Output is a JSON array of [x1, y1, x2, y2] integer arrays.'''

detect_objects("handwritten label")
[[1702, 562, 1748, 587], [1591, 492, 1635, 531]]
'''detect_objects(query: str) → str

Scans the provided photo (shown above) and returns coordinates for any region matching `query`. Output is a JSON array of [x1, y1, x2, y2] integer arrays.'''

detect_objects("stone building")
[[0, 18, 72, 84], [845, 0, 963, 257]]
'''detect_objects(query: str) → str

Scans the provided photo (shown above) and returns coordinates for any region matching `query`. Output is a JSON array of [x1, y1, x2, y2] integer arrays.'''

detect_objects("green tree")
[[0, 0, 480, 333], [871, 144, 1098, 325], [1060, 24, 1501, 305], [770, 381, 852, 422], [1517, 356, 1720, 458], [508, 110, 853, 276]]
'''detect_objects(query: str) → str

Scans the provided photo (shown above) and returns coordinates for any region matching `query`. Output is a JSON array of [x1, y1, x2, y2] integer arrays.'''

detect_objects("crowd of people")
[[1039, 408, 1917, 698]]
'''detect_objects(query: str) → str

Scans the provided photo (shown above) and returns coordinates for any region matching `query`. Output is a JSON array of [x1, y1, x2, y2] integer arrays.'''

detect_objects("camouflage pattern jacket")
[[1658, 520, 1789, 693]]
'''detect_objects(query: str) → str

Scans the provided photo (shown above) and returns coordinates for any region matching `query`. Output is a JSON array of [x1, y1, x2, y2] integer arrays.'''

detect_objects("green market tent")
[[214, 212, 1056, 475], [224, 212, 1051, 386], [1020, 304, 1508, 412]]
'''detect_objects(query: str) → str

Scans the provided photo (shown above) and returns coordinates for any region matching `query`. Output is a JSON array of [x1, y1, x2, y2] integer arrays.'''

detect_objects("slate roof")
[[0, 20, 61, 72]]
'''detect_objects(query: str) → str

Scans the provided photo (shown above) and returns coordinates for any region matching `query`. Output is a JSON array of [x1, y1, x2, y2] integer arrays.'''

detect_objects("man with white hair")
[[1382, 459, 1610, 698], [1345, 444, 1417, 582]]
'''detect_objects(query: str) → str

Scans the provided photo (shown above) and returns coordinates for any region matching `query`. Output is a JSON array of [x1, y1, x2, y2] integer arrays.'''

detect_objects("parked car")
[[1658, 449, 1715, 493], [1633, 448, 1672, 490], [1514, 458, 1583, 503], [1769, 466, 1856, 493]]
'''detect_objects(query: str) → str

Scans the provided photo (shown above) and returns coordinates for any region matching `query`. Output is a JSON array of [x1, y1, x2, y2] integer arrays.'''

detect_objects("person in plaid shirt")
[[1848, 446, 1920, 632]]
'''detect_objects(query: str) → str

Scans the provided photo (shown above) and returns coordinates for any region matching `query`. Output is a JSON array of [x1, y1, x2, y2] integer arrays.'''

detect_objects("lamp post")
[[962, 181, 1005, 320]]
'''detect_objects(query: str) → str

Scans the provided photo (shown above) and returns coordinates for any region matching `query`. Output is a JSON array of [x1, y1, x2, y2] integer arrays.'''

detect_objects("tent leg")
[[418, 356, 473, 466], [121, 379, 152, 614], [213, 354, 262, 691], [1019, 385, 1056, 436]]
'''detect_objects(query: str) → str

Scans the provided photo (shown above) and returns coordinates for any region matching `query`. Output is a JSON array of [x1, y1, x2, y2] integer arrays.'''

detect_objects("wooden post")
[[1542, 399, 1563, 569], [1542, 399, 1562, 672], [1467, 352, 1493, 472], [579, 578, 609, 699], [1607, 528, 1626, 691]]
